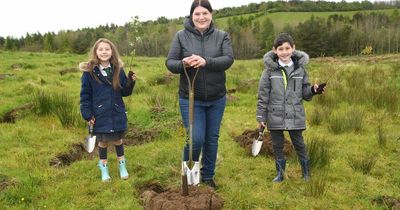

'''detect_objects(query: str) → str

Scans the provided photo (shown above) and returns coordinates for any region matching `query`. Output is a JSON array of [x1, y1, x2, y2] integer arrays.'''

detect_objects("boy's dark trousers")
[[270, 130, 307, 160], [270, 129, 309, 181]]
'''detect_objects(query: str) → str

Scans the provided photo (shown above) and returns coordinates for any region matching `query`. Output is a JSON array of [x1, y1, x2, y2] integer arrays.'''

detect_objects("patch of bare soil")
[[124, 126, 160, 146], [139, 182, 224, 210], [59, 67, 79, 75], [49, 143, 96, 167], [50, 125, 160, 167], [234, 128, 293, 157], [0, 174, 17, 192], [372, 195, 400, 210], [0, 103, 34, 123], [0, 73, 14, 80]]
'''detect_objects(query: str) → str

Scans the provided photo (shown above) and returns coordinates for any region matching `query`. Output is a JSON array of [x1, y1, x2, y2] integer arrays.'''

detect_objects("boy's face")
[[273, 42, 295, 64]]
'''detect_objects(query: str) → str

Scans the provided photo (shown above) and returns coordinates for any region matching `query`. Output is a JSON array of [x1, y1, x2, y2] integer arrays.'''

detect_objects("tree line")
[[1, 1, 399, 59]]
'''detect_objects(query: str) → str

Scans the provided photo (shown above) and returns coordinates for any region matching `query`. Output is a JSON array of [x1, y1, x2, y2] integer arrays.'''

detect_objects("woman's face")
[[192, 6, 212, 33], [96, 42, 112, 63]]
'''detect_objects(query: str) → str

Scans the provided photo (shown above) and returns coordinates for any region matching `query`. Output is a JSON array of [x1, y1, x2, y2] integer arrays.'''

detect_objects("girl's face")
[[192, 6, 212, 33], [96, 42, 112, 63], [273, 42, 295, 64]]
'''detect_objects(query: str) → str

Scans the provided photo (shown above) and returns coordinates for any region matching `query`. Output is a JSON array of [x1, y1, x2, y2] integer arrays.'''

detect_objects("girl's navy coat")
[[80, 66, 134, 133]]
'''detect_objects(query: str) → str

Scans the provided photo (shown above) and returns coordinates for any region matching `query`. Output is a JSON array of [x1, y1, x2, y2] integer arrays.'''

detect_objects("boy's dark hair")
[[190, 0, 213, 16], [273, 33, 295, 48]]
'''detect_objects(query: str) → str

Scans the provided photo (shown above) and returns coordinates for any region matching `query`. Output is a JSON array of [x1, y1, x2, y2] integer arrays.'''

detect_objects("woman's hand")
[[182, 54, 206, 69]]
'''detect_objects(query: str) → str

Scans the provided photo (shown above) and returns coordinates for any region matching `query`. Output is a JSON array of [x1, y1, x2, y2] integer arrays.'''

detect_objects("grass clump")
[[307, 137, 331, 169], [348, 153, 378, 175]]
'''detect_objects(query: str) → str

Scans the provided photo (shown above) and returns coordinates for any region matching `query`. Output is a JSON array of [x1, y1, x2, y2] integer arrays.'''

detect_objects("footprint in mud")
[[139, 182, 224, 210], [234, 128, 293, 157]]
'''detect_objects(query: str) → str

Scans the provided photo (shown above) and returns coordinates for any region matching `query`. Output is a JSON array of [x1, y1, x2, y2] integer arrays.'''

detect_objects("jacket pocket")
[[267, 105, 284, 126], [113, 104, 128, 129], [294, 105, 306, 126], [93, 104, 106, 116]]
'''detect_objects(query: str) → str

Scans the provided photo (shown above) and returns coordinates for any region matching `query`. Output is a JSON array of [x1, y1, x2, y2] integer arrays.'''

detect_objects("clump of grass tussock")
[[328, 106, 364, 134], [32, 90, 53, 116], [52, 93, 80, 127], [304, 175, 329, 197], [348, 153, 378, 175], [31, 90, 80, 127], [307, 137, 331, 170], [308, 105, 330, 126], [376, 124, 387, 148], [143, 90, 176, 112]]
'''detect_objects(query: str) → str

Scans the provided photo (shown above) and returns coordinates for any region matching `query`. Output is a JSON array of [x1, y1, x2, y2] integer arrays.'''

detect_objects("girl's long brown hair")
[[87, 38, 124, 90]]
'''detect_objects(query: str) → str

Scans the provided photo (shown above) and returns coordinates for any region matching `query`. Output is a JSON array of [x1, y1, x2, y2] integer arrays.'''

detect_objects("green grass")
[[215, 9, 398, 31], [1, 51, 400, 209]]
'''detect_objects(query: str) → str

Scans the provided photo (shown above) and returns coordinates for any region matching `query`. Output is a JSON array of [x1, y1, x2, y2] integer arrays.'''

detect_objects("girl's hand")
[[128, 71, 136, 81], [88, 117, 95, 126]]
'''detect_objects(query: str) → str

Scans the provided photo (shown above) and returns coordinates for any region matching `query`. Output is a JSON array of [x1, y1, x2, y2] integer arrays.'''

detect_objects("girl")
[[80, 38, 136, 182], [256, 33, 325, 182]]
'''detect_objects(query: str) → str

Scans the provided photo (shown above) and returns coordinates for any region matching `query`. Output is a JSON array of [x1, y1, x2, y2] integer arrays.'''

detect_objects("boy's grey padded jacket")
[[256, 51, 314, 130], [165, 18, 234, 101]]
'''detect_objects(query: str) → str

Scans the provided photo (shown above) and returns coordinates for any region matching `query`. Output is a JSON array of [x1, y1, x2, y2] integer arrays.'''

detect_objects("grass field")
[[214, 9, 397, 31], [0, 50, 400, 209]]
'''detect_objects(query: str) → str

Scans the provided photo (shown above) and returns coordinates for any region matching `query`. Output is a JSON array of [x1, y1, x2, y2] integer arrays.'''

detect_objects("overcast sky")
[[0, 0, 268, 38]]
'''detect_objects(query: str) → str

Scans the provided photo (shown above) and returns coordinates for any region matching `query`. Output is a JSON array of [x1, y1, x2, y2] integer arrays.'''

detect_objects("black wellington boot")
[[272, 159, 286, 182], [300, 159, 310, 181]]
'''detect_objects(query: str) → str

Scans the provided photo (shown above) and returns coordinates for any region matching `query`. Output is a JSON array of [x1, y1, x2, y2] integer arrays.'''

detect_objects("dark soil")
[[59, 67, 79, 75], [0, 73, 14, 80], [49, 143, 96, 167], [50, 125, 160, 167], [372, 195, 400, 210], [0, 174, 16, 192], [139, 182, 224, 210], [1, 103, 34, 123], [234, 128, 293, 157], [124, 126, 160, 146]]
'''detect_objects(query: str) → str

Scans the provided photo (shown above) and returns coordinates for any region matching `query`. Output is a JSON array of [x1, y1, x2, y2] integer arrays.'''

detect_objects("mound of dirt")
[[0, 174, 16, 192], [124, 126, 160, 146], [0, 103, 34, 123], [140, 183, 224, 210], [49, 143, 96, 167], [234, 128, 293, 157], [372, 195, 400, 210]]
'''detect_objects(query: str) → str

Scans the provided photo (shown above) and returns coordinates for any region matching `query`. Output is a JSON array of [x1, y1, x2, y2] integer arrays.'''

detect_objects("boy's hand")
[[313, 83, 326, 94]]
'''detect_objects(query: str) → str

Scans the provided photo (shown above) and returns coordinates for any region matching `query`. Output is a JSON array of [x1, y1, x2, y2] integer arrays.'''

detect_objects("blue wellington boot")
[[272, 159, 286, 183], [300, 159, 310, 181], [118, 159, 129, 180], [97, 160, 111, 182]]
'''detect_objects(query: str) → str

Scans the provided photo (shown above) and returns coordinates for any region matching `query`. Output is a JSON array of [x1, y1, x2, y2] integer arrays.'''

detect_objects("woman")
[[165, 0, 234, 189]]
